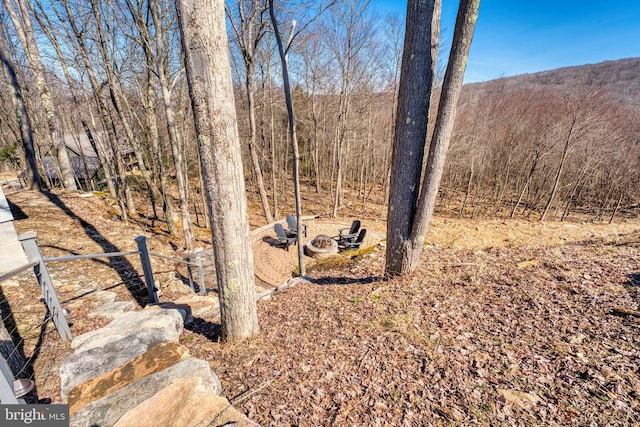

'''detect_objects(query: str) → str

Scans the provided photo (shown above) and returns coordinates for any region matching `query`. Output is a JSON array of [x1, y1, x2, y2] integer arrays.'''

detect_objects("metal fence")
[[0, 233, 206, 404]]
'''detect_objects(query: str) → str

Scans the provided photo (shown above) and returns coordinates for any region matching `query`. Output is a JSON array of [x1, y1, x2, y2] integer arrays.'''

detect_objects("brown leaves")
[[9, 189, 640, 424], [194, 228, 640, 425]]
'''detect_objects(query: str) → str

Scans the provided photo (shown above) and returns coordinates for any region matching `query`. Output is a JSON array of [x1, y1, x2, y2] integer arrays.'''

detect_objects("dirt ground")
[[2, 186, 640, 425]]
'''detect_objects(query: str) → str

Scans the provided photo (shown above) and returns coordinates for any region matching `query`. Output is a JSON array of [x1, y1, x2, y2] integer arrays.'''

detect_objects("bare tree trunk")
[[177, 0, 259, 341], [511, 154, 540, 218], [302, 54, 321, 194], [153, 25, 193, 249], [144, 64, 178, 236], [459, 158, 474, 218], [608, 192, 624, 224], [5, 0, 76, 190], [541, 136, 571, 221], [332, 91, 349, 217], [227, 0, 273, 224], [387, 0, 480, 276], [246, 67, 274, 224], [385, 0, 440, 275], [90, 0, 162, 217], [403, 0, 479, 272], [561, 161, 589, 221], [269, 0, 305, 276], [0, 27, 40, 189], [31, 1, 116, 196], [63, 0, 134, 220]]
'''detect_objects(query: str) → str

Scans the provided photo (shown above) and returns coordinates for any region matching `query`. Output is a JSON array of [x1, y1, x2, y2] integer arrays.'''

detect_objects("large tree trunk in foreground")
[[385, 0, 440, 276], [386, 0, 480, 276], [177, 0, 259, 341]]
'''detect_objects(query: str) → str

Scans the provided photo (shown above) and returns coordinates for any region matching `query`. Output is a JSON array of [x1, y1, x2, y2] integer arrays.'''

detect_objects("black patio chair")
[[338, 228, 366, 252], [285, 215, 307, 237], [335, 220, 361, 245], [274, 223, 297, 251]]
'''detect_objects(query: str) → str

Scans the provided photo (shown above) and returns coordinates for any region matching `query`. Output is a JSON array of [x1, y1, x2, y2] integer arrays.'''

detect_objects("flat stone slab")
[[71, 309, 183, 352], [70, 352, 221, 426], [112, 377, 257, 427], [61, 309, 184, 397], [174, 295, 220, 320]]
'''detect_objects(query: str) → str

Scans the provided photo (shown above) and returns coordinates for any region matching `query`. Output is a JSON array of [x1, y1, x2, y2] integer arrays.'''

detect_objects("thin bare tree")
[[268, 0, 306, 276], [227, 0, 274, 224], [0, 23, 39, 189]]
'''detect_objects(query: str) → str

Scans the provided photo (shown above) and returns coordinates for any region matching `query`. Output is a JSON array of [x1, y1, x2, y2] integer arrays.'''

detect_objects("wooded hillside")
[[0, 0, 638, 249]]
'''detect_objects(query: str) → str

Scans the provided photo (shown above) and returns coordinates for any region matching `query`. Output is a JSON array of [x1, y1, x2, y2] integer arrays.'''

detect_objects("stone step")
[[61, 304, 258, 426]]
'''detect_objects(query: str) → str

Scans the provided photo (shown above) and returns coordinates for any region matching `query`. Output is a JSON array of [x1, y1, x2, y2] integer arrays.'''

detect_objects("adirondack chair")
[[338, 228, 366, 252], [274, 223, 297, 251], [335, 220, 361, 245], [285, 215, 307, 237]]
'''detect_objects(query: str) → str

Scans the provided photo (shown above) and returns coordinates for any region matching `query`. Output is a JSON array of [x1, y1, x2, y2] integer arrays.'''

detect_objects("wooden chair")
[[285, 215, 307, 237], [274, 223, 297, 250], [338, 229, 366, 252], [335, 220, 361, 245]]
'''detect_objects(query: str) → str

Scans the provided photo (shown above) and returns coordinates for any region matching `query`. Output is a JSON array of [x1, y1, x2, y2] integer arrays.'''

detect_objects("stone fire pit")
[[306, 234, 338, 259]]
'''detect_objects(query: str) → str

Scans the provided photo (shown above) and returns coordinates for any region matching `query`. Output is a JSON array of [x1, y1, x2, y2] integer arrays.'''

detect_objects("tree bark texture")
[[385, 0, 439, 276], [177, 0, 259, 341], [386, 0, 480, 276]]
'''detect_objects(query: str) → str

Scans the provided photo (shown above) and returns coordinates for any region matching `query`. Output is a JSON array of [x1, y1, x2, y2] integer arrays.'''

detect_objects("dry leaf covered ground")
[[3, 186, 640, 425], [191, 229, 640, 426]]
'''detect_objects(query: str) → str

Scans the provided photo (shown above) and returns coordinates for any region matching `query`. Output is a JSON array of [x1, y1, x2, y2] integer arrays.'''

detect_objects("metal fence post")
[[135, 236, 159, 304], [186, 257, 196, 293], [0, 356, 20, 404], [19, 232, 72, 342], [196, 256, 206, 295]]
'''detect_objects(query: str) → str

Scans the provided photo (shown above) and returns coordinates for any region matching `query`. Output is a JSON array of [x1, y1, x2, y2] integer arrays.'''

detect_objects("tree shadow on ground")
[[184, 317, 222, 342], [42, 191, 149, 307], [7, 199, 28, 220], [307, 276, 384, 286]]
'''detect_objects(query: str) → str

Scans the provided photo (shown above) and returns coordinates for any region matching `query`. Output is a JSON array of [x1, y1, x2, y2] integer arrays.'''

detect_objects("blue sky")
[[374, 0, 640, 82]]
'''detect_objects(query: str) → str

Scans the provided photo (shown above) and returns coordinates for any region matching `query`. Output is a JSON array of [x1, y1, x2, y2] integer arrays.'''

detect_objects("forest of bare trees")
[[1, 0, 639, 251]]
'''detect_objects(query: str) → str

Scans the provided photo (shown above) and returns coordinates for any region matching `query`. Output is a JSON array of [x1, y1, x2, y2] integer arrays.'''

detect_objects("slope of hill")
[[466, 57, 640, 109], [4, 187, 639, 424]]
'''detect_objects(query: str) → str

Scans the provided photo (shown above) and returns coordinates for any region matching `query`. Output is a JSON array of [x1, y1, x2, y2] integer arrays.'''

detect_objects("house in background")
[[20, 131, 141, 190], [20, 132, 104, 190]]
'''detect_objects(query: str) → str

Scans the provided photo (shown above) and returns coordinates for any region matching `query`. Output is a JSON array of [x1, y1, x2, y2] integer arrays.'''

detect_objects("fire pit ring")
[[306, 234, 338, 259]]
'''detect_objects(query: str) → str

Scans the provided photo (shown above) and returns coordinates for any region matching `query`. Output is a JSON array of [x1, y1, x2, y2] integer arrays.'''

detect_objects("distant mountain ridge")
[[466, 57, 640, 109]]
